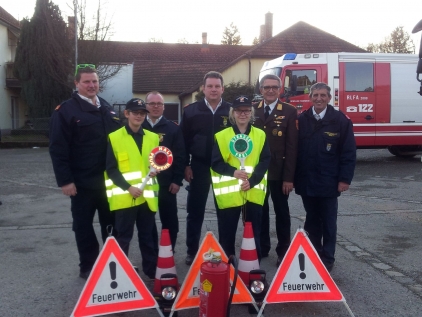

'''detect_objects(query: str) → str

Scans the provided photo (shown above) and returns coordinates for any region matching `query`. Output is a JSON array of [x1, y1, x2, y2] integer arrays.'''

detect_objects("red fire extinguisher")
[[199, 252, 238, 317]]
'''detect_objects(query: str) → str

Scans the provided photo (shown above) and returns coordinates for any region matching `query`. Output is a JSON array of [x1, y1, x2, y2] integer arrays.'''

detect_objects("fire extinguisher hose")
[[226, 255, 238, 317]]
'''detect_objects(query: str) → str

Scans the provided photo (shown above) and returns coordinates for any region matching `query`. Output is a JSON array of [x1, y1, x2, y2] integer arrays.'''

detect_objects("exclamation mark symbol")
[[298, 253, 306, 279], [109, 261, 118, 289]]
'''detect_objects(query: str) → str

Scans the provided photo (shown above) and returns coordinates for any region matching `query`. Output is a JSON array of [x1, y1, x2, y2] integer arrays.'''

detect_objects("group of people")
[[49, 66, 356, 281]]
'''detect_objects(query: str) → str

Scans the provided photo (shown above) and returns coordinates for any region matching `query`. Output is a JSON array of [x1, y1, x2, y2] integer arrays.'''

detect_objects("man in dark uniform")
[[253, 74, 298, 266], [294, 82, 356, 272], [180, 71, 232, 265], [49, 65, 121, 279], [142, 91, 185, 250]]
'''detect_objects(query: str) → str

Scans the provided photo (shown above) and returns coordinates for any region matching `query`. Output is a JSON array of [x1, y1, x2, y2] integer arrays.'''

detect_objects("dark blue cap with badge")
[[232, 95, 252, 108], [125, 98, 149, 112]]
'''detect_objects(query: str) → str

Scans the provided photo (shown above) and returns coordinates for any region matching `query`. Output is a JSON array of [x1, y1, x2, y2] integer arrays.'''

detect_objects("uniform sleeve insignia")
[[324, 132, 338, 137], [55, 105, 61, 111], [277, 104, 283, 111]]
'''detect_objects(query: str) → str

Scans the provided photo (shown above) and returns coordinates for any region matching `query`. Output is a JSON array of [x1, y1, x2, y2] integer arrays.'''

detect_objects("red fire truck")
[[258, 52, 422, 156]]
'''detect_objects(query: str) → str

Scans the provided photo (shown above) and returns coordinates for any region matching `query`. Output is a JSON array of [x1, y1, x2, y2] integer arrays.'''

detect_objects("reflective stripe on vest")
[[105, 127, 159, 211], [211, 127, 267, 209]]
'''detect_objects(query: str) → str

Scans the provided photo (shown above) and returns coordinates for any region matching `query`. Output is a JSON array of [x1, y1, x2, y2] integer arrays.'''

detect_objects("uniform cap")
[[125, 98, 149, 112], [232, 95, 252, 108]]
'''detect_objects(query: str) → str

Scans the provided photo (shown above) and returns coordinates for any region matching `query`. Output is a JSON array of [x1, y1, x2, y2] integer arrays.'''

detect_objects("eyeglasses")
[[75, 64, 96, 75], [146, 102, 164, 107], [262, 85, 280, 91], [130, 111, 147, 116], [234, 109, 252, 115]]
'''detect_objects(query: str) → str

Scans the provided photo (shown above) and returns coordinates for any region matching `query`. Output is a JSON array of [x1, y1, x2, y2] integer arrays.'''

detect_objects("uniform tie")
[[314, 113, 321, 121], [264, 105, 271, 120]]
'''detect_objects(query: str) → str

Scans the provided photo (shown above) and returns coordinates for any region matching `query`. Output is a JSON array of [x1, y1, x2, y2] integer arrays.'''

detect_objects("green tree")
[[14, 0, 72, 118], [195, 81, 254, 102], [221, 22, 242, 45], [366, 26, 415, 53], [252, 37, 260, 45]]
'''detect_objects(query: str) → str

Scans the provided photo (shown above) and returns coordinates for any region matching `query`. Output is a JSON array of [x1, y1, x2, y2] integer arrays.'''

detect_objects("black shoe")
[[325, 262, 334, 272], [185, 255, 194, 265], [79, 270, 91, 280]]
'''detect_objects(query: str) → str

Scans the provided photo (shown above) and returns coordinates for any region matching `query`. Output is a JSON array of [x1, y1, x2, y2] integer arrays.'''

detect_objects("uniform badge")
[[272, 129, 278, 136], [221, 116, 228, 127], [326, 143, 332, 151], [158, 133, 165, 143], [277, 104, 282, 111], [257, 101, 263, 109], [55, 105, 61, 111], [324, 132, 338, 137], [113, 117, 120, 120], [278, 131, 283, 137], [276, 115, 285, 120]]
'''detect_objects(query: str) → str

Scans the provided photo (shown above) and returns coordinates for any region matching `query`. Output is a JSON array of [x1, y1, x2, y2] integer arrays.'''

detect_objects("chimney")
[[265, 12, 273, 39], [201, 32, 209, 52], [68, 16, 75, 40], [259, 25, 265, 43]]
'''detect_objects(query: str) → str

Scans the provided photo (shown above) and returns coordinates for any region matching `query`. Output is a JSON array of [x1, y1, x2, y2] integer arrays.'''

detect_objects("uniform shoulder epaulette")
[[172, 120, 179, 125], [184, 103, 192, 108], [55, 105, 61, 111]]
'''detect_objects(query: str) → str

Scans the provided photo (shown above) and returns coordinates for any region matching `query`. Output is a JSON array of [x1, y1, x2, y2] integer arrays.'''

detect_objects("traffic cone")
[[238, 222, 260, 285], [153, 229, 178, 294]]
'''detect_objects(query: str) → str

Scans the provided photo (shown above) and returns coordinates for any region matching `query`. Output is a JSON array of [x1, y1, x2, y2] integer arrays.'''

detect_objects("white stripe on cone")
[[240, 237, 257, 250], [158, 244, 173, 257]]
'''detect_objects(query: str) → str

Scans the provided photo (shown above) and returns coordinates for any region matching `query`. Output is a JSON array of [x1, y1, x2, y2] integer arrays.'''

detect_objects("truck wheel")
[[387, 146, 421, 157]]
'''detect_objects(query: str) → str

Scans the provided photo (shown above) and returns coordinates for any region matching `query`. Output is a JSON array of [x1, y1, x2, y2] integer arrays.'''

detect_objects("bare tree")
[[74, 0, 122, 90], [221, 22, 242, 45], [149, 37, 163, 43], [366, 26, 415, 54]]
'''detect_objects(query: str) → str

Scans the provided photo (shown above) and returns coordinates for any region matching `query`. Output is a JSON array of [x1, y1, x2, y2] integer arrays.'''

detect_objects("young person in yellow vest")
[[105, 98, 159, 279], [211, 96, 270, 261]]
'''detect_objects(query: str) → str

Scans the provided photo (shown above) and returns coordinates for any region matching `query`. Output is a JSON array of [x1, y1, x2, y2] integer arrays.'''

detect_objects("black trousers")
[[186, 160, 213, 256], [114, 203, 158, 277], [157, 186, 179, 250], [217, 201, 263, 261], [301, 195, 338, 266], [70, 188, 115, 272], [260, 179, 291, 257]]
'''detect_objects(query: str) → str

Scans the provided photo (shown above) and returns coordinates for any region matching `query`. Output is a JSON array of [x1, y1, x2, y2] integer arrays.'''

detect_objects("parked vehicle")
[[257, 52, 422, 156]]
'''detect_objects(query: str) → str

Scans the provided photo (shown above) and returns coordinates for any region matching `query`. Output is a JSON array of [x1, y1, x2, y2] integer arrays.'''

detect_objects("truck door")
[[340, 61, 376, 146], [280, 65, 325, 113]]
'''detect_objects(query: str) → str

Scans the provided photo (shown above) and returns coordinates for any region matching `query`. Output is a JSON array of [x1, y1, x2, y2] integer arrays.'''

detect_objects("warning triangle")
[[265, 228, 344, 303], [171, 232, 254, 313], [71, 237, 159, 317]]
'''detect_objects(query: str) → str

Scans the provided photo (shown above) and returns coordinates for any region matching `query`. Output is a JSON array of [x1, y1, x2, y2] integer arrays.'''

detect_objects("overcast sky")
[[4, 0, 422, 51]]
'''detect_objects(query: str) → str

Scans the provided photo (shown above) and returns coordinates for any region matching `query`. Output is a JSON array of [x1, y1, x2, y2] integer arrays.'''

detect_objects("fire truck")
[[258, 52, 422, 156]]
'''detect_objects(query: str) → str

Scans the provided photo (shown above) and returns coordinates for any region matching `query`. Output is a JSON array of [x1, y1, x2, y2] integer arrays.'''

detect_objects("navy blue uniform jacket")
[[142, 117, 186, 186], [294, 105, 356, 197], [180, 99, 232, 166], [49, 93, 121, 189]]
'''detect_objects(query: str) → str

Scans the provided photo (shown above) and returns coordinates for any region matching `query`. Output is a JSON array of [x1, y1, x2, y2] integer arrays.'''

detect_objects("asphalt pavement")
[[1, 147, 422, 316]]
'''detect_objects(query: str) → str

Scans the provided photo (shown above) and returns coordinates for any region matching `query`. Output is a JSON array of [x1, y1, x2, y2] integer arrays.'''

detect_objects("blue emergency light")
[[283, 53, 297, 60]]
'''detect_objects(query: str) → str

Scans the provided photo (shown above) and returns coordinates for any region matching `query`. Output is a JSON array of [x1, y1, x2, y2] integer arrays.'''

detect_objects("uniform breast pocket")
[[76, 118, 102, 142], [117, 152, 130, 173], [321, 133, 340, 155]]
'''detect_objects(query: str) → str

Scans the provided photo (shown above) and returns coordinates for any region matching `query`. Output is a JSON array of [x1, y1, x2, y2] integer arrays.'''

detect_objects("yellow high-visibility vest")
[[105, 127, 159, 212], [211, 126, 267, 209]]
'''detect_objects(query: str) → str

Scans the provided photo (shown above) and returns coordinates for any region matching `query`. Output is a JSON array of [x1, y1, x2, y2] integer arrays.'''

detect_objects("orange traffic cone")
[[153, 229, 178, 294], [238, 222, 260, 285]]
